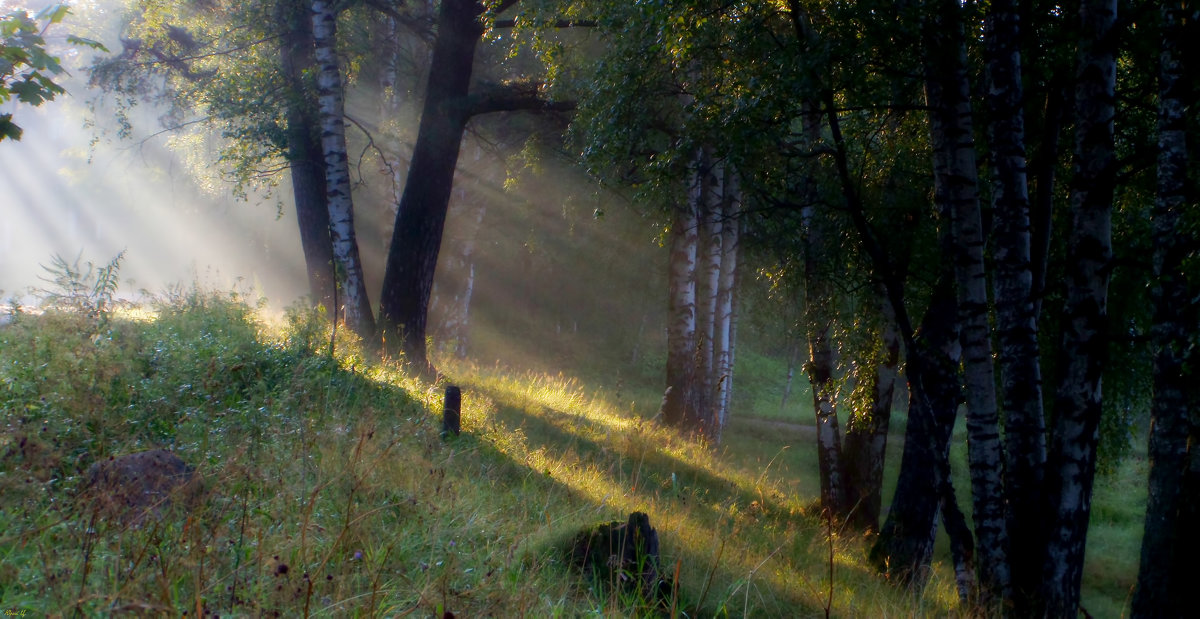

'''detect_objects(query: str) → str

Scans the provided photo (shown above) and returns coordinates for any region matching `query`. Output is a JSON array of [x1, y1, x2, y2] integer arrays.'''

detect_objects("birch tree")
[[312, 0, 375, 339], [1132, 2, 1198, 614], [921, 0, 1007, 602], [1040, 0, 1117, 612], [662, 172, 701, 428], [984, 0, 1047, 610]]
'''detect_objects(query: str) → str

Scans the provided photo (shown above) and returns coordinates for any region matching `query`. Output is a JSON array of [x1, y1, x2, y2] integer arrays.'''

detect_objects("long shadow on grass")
[[458, 395, 901, 615]]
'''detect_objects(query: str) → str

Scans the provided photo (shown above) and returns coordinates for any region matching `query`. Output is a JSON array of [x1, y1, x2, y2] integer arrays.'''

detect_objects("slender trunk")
[[724, 245, 742, 422], [942, 471, 977, 606], [312, 0, 375, 339], [378, 0, 483, 372], [781, 342, 799, 411], [698, 155, 723, 420], [663, 169, 701, 429], [712, 168, 740, 441], [803, 196, 846, 518], [985, 0, 1049, 611], [1132, 4, 1194, 615], [453, 201, 485, 359], [923, 0, 1008, 601], [1040, 0, 1117, 613], [279, 0, 334, 316]]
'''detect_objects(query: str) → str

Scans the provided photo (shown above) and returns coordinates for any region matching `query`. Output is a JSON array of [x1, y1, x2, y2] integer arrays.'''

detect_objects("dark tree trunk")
[[1132, 4, 1195, 615], [844, 298, 899, 533], [870, 277, 962, 589], [924, 0, 1009, 602], [1040, 0, 1117, 613], [279, 0, 335, 316], [378, 0, 484, 373], [985, 0, 1048, 612]]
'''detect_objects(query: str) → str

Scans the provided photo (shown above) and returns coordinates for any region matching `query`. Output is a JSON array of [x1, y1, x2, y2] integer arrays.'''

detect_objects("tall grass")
[[0, 292, 1139, 616]]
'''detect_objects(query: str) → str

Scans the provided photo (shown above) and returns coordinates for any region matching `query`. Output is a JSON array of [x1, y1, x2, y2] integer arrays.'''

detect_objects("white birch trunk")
[[662, 158, 702, 428], [312, 0, 374, 339], [713, 168, 741, 440], [698, 154, 723, 430], [1042, 0, 1117, 613]]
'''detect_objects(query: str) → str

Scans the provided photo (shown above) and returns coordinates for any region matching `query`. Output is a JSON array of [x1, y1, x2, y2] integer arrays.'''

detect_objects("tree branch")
[[456, 80, 575, 117]]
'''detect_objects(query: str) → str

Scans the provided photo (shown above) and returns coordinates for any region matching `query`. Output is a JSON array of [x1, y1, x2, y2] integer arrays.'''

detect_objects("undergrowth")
[[0, 288, 1045, 616]]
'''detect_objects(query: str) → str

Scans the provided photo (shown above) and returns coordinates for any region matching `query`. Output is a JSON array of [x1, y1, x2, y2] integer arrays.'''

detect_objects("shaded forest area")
[[1, 0, 1197, 616]]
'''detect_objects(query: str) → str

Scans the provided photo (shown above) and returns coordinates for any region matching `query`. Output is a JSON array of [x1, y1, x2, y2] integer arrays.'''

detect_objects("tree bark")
[[844, 296, 899, 533], [984, 0, 1049, 612], [712, 167, 740, 441], [802, 192, 847, 517], [698, 153, 723, 418], [923, 0, 1008, 601], [279, 0, 335, 316], [1132, 3, 1195, 615], [662, 164, 701, 429], [312, 0, 375, 339], [870, 277, 961, 589], [1040, 0, 1117, 613], [377, 0, 484, 372]]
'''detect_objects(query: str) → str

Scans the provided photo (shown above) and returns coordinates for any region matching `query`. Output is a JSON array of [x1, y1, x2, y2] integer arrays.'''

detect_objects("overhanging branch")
[[456, 80, 576, 117]]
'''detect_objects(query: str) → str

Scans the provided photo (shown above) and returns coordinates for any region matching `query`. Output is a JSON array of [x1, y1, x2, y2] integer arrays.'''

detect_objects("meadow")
[[0, 290, 1143, 616]]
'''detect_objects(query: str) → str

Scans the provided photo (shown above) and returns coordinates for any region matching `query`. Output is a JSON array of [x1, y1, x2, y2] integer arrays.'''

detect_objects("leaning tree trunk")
[[870, 277, 963, 590], [985, 0, 1049, 612], [662, 167, 701, 429], [923, 0, 1009, 603], [378, 0, 483, 373], [1132, 4, 1195, 615], [1040, 0, 1117, 613], [312, 0, 375, 339], [279, 0, 335, 316]]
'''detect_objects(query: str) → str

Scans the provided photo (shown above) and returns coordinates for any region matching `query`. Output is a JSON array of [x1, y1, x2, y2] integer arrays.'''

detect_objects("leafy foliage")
[[35, 251, 126, 328], [0, 4, 105, 141]]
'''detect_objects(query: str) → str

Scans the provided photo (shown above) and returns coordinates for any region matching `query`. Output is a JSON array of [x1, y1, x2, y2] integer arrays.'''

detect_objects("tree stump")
[[442, 385, 461, 437], [568, 511, 670, 606]]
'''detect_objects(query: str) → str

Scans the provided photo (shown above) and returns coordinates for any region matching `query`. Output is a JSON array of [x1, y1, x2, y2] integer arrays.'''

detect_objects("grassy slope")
[[0, 296, 1141, 617]]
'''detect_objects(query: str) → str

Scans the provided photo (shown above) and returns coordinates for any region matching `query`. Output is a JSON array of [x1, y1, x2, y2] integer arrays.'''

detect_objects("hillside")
[[0, 293, 1140, 616]]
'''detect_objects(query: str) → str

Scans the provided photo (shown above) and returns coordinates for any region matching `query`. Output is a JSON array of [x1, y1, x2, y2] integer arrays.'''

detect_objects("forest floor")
[[0, 294, 1143, 617]]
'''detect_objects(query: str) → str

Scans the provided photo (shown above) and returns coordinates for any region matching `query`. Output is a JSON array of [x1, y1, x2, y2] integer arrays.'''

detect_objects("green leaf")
[[34, 4, 70, 26], [0, 113, 23, 141], [67, 35, 108, 52]]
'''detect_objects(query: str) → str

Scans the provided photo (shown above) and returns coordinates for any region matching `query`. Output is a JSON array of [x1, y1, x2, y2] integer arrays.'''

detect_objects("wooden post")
[[442, 385, 461, 437]]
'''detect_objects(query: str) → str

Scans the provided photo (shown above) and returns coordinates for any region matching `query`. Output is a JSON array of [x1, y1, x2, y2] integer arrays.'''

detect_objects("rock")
[[568, 511, 668, 604], [79, 449, 201, 526]]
